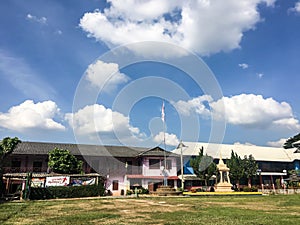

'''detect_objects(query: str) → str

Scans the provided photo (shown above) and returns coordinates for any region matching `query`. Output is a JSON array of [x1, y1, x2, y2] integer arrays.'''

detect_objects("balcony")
[[3, 167, 48, 174]]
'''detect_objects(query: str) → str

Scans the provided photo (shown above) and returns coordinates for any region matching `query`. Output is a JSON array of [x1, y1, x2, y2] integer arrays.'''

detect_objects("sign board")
[[31, 178, 45, 187], [45, 176, 70, 187], [71, 177, 96, 186]]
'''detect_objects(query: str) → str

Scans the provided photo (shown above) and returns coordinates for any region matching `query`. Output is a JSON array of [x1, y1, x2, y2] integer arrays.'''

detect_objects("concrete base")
[[215, 182, 233, 192], [152, 186, 182, 196]]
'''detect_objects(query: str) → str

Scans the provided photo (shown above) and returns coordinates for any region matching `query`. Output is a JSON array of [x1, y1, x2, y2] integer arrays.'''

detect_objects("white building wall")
[[142, 157, 178, 176]]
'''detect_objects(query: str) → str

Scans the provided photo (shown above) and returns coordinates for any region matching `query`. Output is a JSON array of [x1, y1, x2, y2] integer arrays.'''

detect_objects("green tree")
[[227, 150, 244, 190], [190, 147, 217, 186], [0, 137, 21, 196], [243, 154, 258, 188], [284, 133, 300, 149], [48, 148, 83, 174]]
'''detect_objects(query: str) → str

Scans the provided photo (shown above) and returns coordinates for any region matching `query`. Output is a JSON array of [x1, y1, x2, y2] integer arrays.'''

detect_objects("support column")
[[220, 171, 223, 183]]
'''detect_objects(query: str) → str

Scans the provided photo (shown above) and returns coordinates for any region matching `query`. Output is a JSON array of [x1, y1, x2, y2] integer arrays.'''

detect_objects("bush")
[[243, 186, 258, 192], [177, 187, 184, 192], [138, 187, 149, 194], [29, 184, 105, 200]]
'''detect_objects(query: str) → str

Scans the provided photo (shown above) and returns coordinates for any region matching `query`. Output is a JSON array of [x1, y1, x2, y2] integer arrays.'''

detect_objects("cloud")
[[234, 142, 256, 146], [238, 63, 249, 69], [153, 131, 179, 146], [210, 94, 299, 129], [288, 1, 300, 14], [271, 118, 300, 130], [65, 104, 140, 139], [267, 138, 287, 148], [257, 73, 264, 79], [0, 100, 65, 131], [26, 14, 47, 24], [79, 0, 275, 57], [85, 60, 129, 92], [0, 50, 56, 99], [173, 93, 300, 130], [55, 30, 63, 35], [295, 2, 300, 12], [172, 95, 212, 117]]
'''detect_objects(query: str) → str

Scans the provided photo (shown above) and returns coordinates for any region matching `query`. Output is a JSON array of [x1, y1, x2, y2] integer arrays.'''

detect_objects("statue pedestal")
[[215, 182, 233, 192], [215, 154, 233, 192], [152, 186, 182, 196]]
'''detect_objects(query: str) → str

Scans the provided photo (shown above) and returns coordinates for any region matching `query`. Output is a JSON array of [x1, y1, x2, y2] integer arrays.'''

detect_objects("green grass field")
[[1, 195, 300, 225]]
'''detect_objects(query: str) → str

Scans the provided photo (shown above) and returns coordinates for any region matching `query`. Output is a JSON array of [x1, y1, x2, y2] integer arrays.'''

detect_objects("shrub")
[[138, 187, 149, 194], [177, 187, 184, 192], [243, 186, 258, 192], [243, 187, 251, 192], [251, 186, 258, 192], [29, 184, 105, 200]]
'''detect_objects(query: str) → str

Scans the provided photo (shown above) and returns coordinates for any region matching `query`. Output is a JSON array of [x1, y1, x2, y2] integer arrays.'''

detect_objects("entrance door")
[[148, 182, 154, 192], [112, 180, 119, 190]]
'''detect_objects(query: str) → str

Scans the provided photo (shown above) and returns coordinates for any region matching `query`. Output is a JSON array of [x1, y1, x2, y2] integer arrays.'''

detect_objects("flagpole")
[[164, 114, 167, 186], [162, 101, 167, 186]]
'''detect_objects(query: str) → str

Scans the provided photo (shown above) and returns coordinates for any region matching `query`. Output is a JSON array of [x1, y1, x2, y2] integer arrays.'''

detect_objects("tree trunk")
[[237, 180, 240, 191], [248, 177, 252, 188]]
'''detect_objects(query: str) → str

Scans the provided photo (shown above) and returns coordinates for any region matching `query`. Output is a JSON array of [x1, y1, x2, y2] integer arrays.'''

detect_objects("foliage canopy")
[[48, 148, 83, 174], [284, 133, 300, 149], [190, 147, 217, 186], [227, 150, 258, 188], [0, 137, 21, 196]]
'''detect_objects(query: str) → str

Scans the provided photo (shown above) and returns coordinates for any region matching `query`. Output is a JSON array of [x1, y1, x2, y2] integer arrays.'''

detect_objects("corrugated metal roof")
[[12, 142, 180, 158], [127, 175, 178, 180], [12, 142, 148, 157], [172, 142, 300, 162], [137, 146, 179, 157]]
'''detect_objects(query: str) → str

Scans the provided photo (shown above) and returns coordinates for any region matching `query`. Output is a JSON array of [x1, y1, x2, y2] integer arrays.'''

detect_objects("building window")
[[149, 159, 160, 169], [33, 161, 43, 172], [11, 160, 21, 172], [161, 160, 172, 170], [112, 180, 119, 190], [166, 160, 172, 170]]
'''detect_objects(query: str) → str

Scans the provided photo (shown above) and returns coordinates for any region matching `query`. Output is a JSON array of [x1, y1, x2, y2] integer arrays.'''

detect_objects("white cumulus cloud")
[[296, 2, 300, 12], [153, 131, 179, 146], [238, 63, 249, 69], [79, 0, 275, 57], [0, 100, 65, 131], [172, 95, 212, 117], [267, 138, 287, 148], [85, 60, 129, 92], [210, 94, 298, 129], [173, 93, 300, 130], [289, 1, 300, 14], [271, 118, 300, 130], [234, 142, 256, 146], [65, 104, 140, 138]]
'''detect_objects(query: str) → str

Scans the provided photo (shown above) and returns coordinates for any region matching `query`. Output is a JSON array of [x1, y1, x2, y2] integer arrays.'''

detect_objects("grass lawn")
[[1, 195, 300, 225]]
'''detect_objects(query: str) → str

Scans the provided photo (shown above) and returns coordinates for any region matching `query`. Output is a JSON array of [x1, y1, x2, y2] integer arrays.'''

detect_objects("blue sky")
[[0, 0, 300, 149]]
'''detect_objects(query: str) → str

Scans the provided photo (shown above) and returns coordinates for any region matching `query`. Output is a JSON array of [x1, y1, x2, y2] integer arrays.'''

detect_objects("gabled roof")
[[13, 142, 147, 158], [172, 142, 300, 162], [137, 146, 179, 157], [12, 142, 180, 158]]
